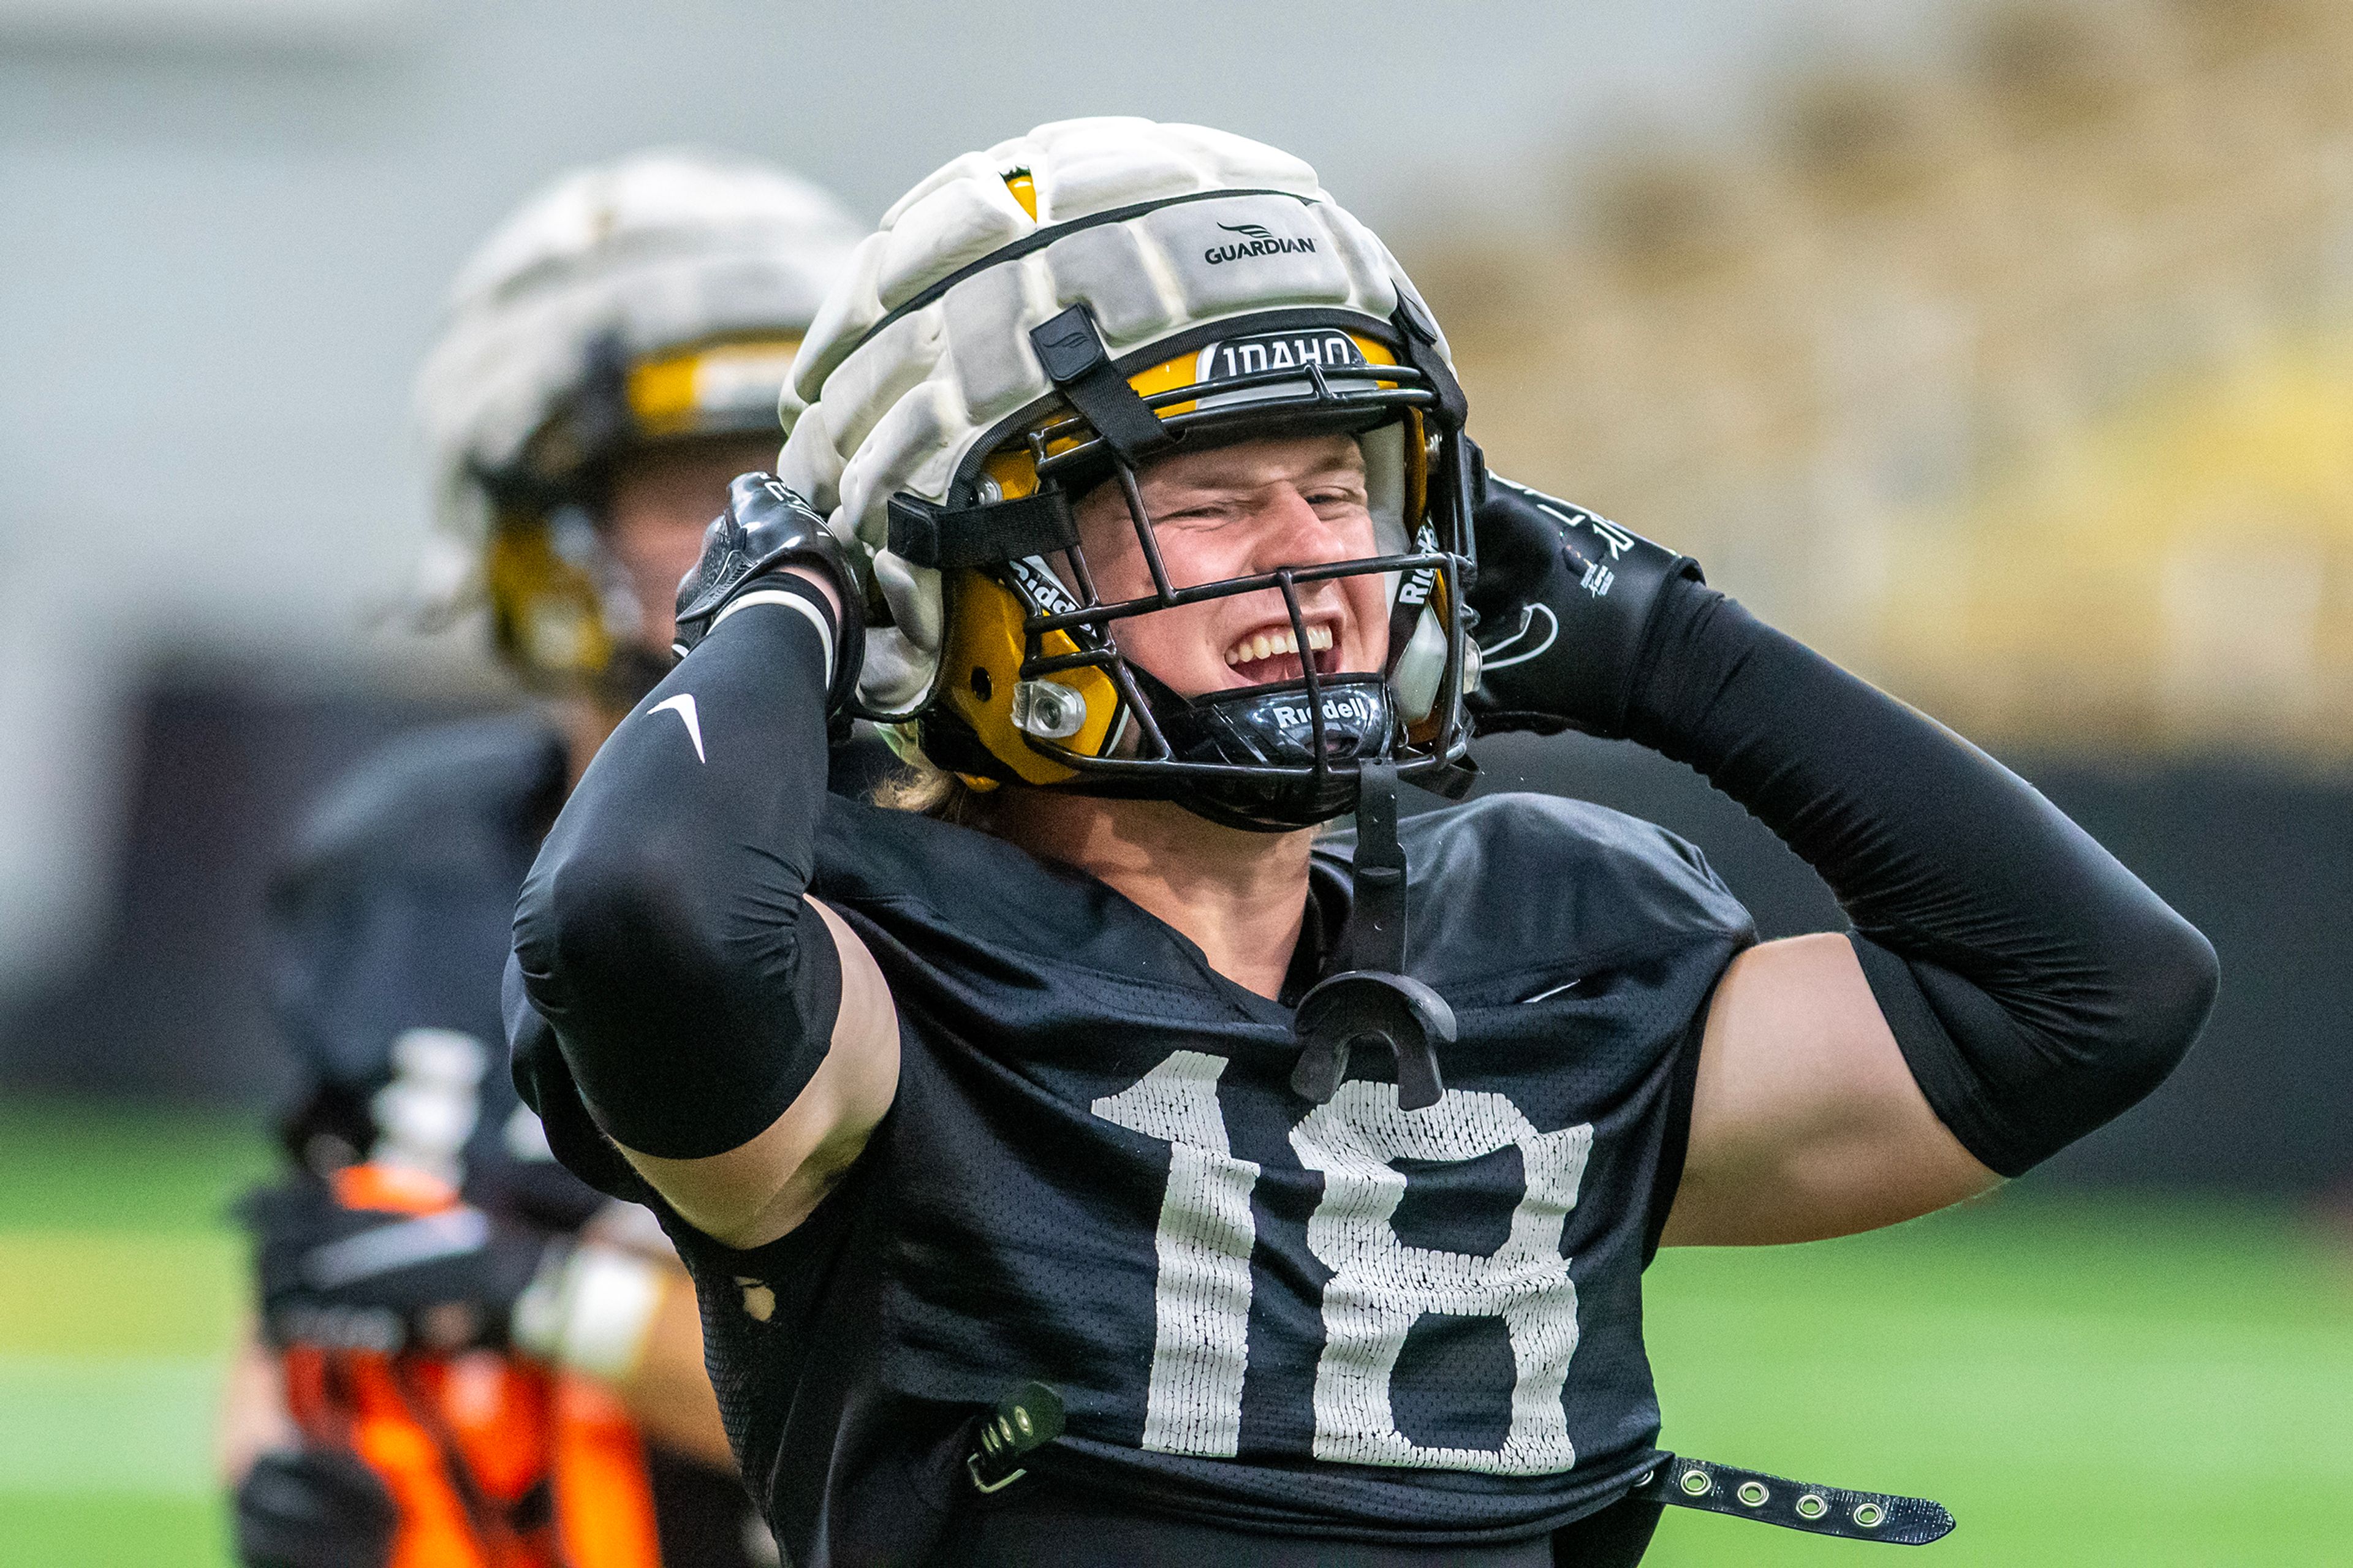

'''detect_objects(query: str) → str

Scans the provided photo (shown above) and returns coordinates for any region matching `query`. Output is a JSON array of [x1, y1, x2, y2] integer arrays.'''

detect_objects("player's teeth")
[[1228, 628, 1320, 665]]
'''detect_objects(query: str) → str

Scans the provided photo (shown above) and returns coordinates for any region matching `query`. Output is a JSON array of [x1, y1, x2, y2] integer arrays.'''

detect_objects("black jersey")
[[512, 789, 1754, 1561], [269, 714, 596, 1225], [267, 713, 776, 1566]]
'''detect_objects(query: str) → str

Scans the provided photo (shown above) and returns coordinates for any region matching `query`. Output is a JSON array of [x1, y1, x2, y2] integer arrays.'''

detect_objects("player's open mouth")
[[1222, 621, 1338, 686]]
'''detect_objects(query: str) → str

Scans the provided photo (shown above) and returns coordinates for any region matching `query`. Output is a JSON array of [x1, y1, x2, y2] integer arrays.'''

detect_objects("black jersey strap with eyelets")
[[964, 1381, 1067, 1496], [1029, 305, 1178, 464], [1631, 1453, 1955, 1545]]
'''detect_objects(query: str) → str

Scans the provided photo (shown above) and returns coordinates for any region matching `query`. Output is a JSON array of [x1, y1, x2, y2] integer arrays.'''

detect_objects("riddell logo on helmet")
[[1007, 556, 1081, 618], [1204, 221, 1317, 265], [1267, 688, 1383, 731], [1396, 524, 1442, 607]]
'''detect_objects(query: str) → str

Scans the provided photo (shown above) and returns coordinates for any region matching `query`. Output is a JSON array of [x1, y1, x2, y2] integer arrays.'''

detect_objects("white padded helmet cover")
[[414, 147, 865, 607], [778, 117, 1453, 716]]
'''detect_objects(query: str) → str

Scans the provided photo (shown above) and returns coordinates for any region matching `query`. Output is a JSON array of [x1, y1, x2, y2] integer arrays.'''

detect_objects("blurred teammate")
[[219, 148, 863, 1568], [507, 119, 2216, 1566]]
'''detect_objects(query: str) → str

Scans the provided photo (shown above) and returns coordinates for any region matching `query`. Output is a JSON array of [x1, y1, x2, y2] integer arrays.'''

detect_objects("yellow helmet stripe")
[[626, 336, 803, 434]]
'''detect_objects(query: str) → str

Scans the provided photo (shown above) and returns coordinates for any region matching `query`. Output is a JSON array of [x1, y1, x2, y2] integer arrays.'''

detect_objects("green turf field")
[[1643, 1197, 2353, 1564], [0, 1100, 275, 1567], [2, 1099, 2348, 1566]]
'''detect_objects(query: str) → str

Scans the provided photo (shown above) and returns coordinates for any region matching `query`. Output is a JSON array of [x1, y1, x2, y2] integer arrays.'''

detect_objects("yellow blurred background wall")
[[1413, 0, 2353, 758]]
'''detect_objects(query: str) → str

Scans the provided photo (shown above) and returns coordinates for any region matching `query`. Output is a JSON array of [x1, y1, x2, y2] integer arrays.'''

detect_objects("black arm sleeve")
[[511, 588, 843, 1161], [1626, 580, 2218, 1176]]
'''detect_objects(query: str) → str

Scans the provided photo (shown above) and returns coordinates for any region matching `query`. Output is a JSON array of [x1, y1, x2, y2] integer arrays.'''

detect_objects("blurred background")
[[2, 0, 2348, 1562]]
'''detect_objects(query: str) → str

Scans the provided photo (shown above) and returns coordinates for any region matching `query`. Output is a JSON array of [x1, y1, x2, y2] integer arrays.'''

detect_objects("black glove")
[[673, 471, 866, 713], [241, 1178, 556, 1355], [1463, 465, 1703, 739], [234, 1447, 397, 1568]]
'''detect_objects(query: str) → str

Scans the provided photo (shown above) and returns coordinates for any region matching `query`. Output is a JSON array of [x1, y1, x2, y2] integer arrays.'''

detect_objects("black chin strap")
[[1290, 761, 1457, 1110]]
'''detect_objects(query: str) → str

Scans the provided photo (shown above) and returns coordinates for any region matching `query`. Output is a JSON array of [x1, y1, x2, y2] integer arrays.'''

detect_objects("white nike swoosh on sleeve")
[[651, 694, 705, 762]]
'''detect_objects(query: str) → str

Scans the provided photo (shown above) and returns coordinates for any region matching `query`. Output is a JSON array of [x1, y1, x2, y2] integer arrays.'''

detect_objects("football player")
[[219, 148, 862, 1567], [507, 120, 2217, 1567]]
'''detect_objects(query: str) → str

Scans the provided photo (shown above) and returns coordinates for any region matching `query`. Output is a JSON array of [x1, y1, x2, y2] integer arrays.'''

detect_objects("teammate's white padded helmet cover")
[[415, 147, 865, 607]]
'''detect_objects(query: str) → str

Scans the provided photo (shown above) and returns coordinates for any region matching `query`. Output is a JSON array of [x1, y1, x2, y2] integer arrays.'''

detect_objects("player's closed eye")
[[1153, 503, 1239, 529]]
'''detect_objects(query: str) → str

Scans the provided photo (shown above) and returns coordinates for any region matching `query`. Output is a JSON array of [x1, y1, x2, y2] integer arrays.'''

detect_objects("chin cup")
[[1151, 672, 1398, 830], [1290, 970, 1455, 1111]]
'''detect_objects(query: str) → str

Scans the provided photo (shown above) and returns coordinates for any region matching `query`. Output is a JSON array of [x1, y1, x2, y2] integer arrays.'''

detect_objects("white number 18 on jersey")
[[1092, 1050, 1592, 1476]]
